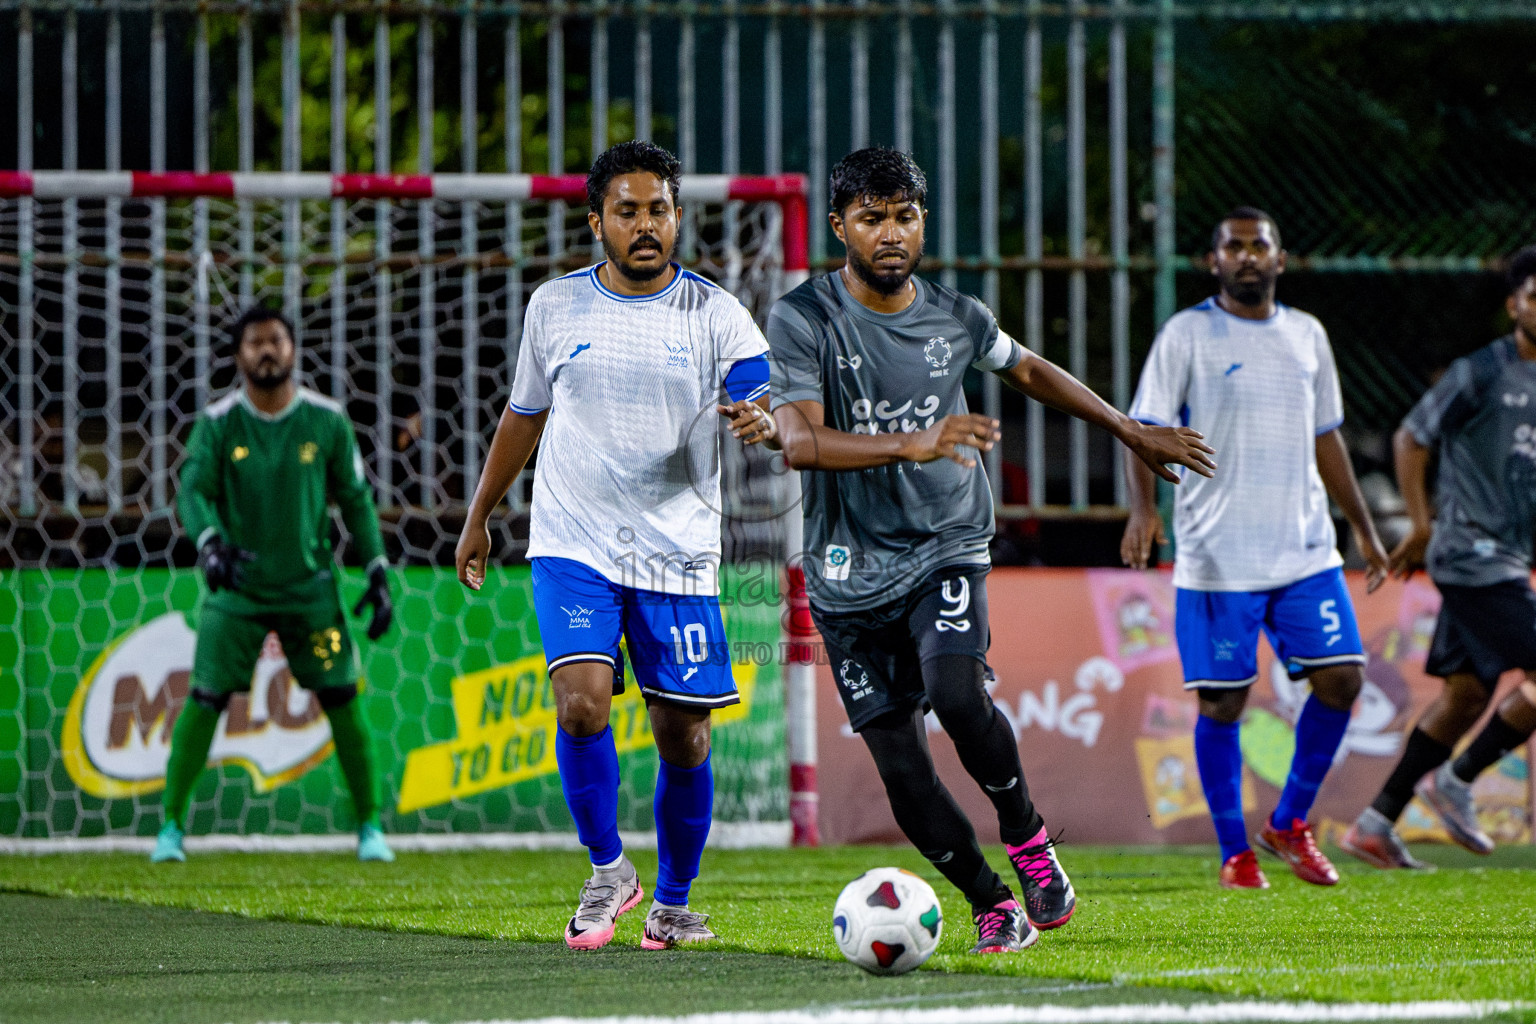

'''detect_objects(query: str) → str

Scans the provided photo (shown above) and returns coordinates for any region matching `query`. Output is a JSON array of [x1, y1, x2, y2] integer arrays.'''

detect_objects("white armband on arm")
[[972, 330, 1025, 373]]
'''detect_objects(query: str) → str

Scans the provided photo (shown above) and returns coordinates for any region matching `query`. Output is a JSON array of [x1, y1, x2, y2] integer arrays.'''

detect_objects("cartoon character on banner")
[[1087, 570, 1178, 674]]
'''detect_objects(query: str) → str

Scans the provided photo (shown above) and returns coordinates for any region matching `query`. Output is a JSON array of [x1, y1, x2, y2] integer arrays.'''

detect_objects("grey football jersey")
[[1402, 336, 1536, 587], [768, 271, 1022, 612]]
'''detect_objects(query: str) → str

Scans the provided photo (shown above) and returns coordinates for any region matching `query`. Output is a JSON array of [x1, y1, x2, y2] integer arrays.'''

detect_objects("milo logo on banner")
[[61, 612, 333, 798]]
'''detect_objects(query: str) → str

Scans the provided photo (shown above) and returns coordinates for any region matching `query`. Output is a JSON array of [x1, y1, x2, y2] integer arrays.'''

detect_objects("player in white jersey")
[[455, 142, 776, 950], [1122, 207, 1389, 890]]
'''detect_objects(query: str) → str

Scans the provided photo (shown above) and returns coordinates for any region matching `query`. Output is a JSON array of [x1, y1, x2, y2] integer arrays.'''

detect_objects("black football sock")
[[1452, 714, 1529, 784], [860, 709, 1005, 908], [922, 654, 1044, 844], [1369, 727, 1452, 823]]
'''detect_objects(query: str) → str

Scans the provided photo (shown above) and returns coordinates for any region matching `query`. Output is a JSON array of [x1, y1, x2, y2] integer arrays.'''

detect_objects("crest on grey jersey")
[[924, 337, 952, 369]]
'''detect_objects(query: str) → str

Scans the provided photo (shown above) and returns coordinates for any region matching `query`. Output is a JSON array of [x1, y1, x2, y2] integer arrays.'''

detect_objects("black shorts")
[[810, 564, 991, 731], [1425, 580, 1536, 687]]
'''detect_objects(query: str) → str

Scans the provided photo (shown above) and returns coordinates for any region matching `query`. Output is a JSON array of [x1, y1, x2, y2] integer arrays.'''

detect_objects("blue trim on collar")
[[681, 268, 721, 290], [1198, 295, 1286, 324], [589, 262, 686, 302]]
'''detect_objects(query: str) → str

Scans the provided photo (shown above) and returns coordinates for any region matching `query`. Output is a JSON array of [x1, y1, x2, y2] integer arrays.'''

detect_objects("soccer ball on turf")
[[831, 867, 943, 975]]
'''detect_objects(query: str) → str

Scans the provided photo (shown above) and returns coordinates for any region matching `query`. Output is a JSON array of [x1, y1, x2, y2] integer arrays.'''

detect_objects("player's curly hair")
[[829, 147, 927, 217], [229, 305, 295, 352], [586, 140, 682, 215], [1506, 246, 1536, 295]]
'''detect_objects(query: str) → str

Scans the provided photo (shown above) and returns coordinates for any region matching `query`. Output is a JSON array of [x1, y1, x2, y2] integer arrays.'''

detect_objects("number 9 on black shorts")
[[809, 564, 991, 731]]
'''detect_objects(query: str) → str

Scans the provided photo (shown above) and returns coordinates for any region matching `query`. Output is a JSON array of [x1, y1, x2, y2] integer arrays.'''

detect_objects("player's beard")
[[243, 357, 293, 390], [601, 228, 675, 284], [847, 240, 924, 296], [1220, 266, 1276, 308]]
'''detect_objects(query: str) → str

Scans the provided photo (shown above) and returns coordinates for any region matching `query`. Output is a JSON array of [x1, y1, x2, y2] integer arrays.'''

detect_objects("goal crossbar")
[[0, 170, 809, 274]]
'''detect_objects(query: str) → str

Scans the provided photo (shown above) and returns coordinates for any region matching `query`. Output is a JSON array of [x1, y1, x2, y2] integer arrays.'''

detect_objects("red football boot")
[[1256, 817, 1339, 886], [1218, 848, 1269, 889]]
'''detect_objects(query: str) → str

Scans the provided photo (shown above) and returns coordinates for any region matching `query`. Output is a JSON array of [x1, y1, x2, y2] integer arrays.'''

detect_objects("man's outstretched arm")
[[456, 407, 549, 590], [996, 349, 1216, 484], [772, 399, 1002, 471]]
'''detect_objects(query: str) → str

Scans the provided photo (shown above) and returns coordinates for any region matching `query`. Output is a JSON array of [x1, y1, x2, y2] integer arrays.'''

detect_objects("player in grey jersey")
[[1341, 247, 1536, 869], [768, 148, 1216, 955]]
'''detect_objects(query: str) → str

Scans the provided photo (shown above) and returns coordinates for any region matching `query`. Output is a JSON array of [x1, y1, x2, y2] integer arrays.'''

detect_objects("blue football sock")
[[1272, 694, 1351, 828], [555, 725, 623, 866], [654, 753, 714, 907], [1194, 715, 1248, 862]]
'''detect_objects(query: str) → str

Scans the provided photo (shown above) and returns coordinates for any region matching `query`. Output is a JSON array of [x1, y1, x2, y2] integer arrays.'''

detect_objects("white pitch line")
[[829, 985, 1116, 1010], [1117, 958, 1530, 981], [261, 1002, 1532, 1024]]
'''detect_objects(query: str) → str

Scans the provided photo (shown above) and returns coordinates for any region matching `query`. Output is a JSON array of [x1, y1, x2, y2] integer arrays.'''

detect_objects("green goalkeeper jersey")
[[179, 386, 387, 614]]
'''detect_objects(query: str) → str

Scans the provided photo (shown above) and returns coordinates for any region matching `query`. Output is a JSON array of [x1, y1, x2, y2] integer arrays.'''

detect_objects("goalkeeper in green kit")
[[153, 306, 396, 864]]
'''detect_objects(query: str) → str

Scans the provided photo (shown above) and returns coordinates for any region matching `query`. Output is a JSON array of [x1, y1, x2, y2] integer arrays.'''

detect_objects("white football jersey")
[[508, 264, 770, 596], [1129, 298, 1346, 592]]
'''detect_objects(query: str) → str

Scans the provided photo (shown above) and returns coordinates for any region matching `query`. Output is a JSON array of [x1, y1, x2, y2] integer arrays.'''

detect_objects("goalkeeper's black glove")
[[352, 564, 394, 641], [201, 539, 255, 593]]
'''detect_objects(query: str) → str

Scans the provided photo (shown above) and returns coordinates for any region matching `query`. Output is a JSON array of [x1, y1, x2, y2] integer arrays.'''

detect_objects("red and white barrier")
[[0, 170, 810, 277]]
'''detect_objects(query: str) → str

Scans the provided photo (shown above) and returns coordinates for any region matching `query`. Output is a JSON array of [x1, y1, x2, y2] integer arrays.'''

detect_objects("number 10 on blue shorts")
[[530, 556, 739, 710]]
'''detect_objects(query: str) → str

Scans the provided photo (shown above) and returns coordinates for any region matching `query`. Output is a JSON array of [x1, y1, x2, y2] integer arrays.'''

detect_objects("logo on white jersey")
[[824, 544, 852, 581], [562, 605, 595, 629], [836, 354, 864, 370], [934, 576, 973, 632], [664, 340, 690, 368]]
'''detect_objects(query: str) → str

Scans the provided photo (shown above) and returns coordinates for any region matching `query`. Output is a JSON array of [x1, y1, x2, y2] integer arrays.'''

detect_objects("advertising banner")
[[814, 569, 1533, 848], [7, 566, 1531, 846], [1, 567, 785, 838]]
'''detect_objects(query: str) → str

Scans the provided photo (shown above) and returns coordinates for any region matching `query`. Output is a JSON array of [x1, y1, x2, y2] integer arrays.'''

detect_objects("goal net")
[[0, 171, 808, 847]]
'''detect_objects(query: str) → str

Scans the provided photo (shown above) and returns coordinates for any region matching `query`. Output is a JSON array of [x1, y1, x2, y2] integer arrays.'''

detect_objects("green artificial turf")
[[0, 891, 1238, 1024], [1, 843, 1533, 1020]]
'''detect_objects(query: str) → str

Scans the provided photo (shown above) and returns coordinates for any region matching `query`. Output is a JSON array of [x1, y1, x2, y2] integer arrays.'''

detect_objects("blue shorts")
[[1175, 567, 1365, 690], [530, 556, 738, 710]]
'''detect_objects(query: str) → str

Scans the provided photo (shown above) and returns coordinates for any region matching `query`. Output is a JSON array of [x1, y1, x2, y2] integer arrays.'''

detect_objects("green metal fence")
[[3, 1, 1535, 531]]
